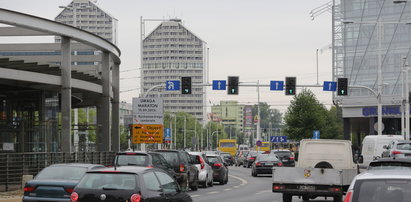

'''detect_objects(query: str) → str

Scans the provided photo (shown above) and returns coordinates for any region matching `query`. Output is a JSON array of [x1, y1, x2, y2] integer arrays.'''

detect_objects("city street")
[[189, 166, 335, 202]]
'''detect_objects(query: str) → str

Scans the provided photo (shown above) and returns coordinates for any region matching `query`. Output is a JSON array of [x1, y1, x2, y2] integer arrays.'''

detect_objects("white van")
[[359, 135, 404, 169], [238, 144, 249, 151]]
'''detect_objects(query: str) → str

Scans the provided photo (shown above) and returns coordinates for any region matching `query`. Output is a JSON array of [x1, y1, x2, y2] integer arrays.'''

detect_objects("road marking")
[[233, 186, 240, 188], [228, 174, 248, 186], [191, 195, 201, 198], [224, 188, 232, 191], [256, 190, 272, 195], [208, 191, 219, 194]]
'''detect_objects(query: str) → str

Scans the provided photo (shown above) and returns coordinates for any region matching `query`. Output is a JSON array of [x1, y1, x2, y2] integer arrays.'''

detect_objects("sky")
[[0, 0, 334, 114]]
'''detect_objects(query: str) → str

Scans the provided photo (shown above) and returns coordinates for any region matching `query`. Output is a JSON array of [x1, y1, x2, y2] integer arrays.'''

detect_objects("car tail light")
[[130, 194, 141, 202], [329, 187, 341, 192], [344, 190, 353, 202], [199, 157, 205, 170], [249, 157, 255, 160], [65, 188, 74, 193], [146, 165, 153, 168], [392, 151, 403, 155], [273, 185, 285, 190], [24, 186, 36, 192], [278, 162, 283, 167], [289, 157, 295, 160], [214, 163, 222, 168], [255, 162, 262, 166], [180, 163, 185, 172], [70, 192, 79, 202]]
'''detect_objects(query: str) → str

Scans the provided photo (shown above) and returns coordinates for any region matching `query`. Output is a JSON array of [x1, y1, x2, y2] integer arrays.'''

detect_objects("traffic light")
[[285, 77, 296, 95], [228, 76, 239, 95], [181, 77, 192, 94], [337, 78, 348, 96]]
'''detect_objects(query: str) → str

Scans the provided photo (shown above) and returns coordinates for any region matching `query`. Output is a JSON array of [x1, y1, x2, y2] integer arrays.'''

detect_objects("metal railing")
[[0, 151, 115, 192]]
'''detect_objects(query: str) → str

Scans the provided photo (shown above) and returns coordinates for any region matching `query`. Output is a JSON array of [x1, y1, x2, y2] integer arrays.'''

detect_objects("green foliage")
[[284, 89, 342, 141], [252, 102, 283, 137]]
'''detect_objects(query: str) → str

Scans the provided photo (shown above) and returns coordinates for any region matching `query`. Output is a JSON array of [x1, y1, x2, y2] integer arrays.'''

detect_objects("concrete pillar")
[[61, 36, 72, 152], [111, 62, 120, 151], [98, 51, 111, 151], [343, 118, 351, 140], [369, 117, 376, 135]]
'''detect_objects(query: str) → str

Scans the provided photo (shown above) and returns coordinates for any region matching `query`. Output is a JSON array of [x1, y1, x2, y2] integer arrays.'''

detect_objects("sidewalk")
[[0, 197, 21, 202], [0, 190, 23, 202]]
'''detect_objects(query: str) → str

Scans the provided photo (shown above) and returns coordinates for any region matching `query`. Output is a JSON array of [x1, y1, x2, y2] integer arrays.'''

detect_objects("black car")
[[23, 163, 104, 202], [206, 154, 228, 185], [220, 152, 234, 166], [251, 154, 282, 177], [243, 151, 260, 168], [71, 166, 192, 202], [271, 150, 295, 167], [153, 149, 199, 191], [113, 151, 177, 177]]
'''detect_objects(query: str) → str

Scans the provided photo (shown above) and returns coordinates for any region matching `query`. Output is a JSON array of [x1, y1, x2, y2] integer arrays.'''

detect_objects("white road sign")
[[132, 97, 164, 125]]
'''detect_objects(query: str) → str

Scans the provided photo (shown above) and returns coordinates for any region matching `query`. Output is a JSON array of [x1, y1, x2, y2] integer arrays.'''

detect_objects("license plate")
[[299, 185, 315, 191], [282, 160, 288, 162], [265, 163, 273, 166]]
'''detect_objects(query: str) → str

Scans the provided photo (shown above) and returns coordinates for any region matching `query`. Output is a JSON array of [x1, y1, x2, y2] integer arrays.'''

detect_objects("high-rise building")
[[334, 0, 411, 140], [141, 19, 207, 121], [211, 101, 244, 133], [55, 0, 118, 45]]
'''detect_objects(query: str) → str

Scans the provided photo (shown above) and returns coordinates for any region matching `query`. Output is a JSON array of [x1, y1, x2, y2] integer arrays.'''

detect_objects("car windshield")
[[220, 142, 235, 147], [258, 155, 278, 161], [157, 152, 179, 167], [116, 154, 148, 166], [76, 173, 137, 190], [353, 179, 411, 202], [35, 166, 87, 181], [397, 143, 411, 150], [275, 151, 292, 158], [368, 162, 411, 170]]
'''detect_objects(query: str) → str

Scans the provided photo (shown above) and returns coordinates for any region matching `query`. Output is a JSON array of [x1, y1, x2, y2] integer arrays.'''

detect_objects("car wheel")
[[182, 176, 189, 192], [202, 176, 208, 188], [302, 195, 309, 201], [282, 194, 292, 202], [208, 177, 214, 187]]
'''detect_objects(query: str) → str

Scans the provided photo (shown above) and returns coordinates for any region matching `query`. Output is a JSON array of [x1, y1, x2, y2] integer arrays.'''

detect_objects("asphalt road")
[[188, 165, 338, 202]]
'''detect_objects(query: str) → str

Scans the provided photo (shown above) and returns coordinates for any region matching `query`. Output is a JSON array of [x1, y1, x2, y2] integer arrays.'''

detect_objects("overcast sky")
[[1, 0, 333, 114]]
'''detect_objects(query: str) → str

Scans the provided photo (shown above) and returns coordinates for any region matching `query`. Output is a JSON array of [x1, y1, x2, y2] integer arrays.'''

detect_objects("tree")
[[284, 89, 342, 141], [252, 102, 283, 137]]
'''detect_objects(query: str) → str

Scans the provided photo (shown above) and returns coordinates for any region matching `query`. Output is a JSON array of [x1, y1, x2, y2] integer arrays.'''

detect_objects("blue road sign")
[[270, 81, 284, 91], [256, 140, 262, 147], [270, 136, 287, 143], [212, 80, 226, 90], [323, 81, 337, 91], [313, 130, 320, 139], [166, 80, 180, 91], [165, 128, 171, 141]]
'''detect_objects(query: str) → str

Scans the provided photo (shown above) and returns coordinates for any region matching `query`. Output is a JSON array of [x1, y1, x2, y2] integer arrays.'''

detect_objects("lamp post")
[[342, 19, 411, 136], [211, 130, 219, 150]]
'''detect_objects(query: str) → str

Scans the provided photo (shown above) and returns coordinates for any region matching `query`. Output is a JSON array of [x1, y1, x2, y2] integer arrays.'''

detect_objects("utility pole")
[[256, 80, 261, 150]]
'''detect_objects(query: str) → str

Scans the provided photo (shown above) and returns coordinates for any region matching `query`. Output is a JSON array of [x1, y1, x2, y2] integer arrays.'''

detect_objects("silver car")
[[344, 169, 411, 202], [189, 152, 214, 188], [382, 140, 411, 158]]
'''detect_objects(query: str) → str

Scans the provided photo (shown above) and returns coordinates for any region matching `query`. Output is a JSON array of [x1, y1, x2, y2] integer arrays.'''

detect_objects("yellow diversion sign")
[[132, 124, 163, 144]]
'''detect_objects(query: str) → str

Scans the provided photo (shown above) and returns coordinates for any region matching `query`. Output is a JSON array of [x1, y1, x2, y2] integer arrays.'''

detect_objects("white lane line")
[[224, 188, 232, 191], [233, 186, 240, 188], [191, 195, 201, 198], [208, 191, 219, 194], [256, 190, 272, 195], [228, 174, 248, 186]]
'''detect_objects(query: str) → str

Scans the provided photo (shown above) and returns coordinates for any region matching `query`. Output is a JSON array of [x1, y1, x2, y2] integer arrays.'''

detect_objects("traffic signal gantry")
[[164, 77, 350, 96]]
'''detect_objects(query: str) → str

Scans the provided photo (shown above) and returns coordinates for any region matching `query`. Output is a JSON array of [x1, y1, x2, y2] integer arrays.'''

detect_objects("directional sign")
[[166, 80, 180, 91], [132, 124, 163, 144], [270, 81, 284, 91], [164, 128, 171, 142], [323, 81, 337, 91], [212, 80, 226, 90], [313, 130, 320, 139], [270, 136, 287, 143]]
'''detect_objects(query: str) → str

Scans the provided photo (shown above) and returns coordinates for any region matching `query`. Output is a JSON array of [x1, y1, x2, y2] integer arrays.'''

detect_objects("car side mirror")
[[358, 155, 363, 164]]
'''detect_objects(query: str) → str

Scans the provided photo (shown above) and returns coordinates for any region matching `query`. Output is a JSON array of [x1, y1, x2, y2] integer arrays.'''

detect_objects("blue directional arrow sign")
[[270, 81, 284, 91], [270, 136, 287, 143], [164, 128, 171, 141], [313, 130, 320, 139], [212, 80, 226, 90], [323, 81, 337, 91], [166, 80, 180, 91]]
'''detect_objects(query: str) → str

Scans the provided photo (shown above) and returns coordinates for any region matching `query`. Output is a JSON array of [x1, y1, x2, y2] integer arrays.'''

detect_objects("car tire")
[[208, 178, 214, 187], [202, 175, 208, 188], [182, 176, 189, 192], [282, 194, 292, 202], [224, 174, 228, 184], [302, 196, 309, 201]]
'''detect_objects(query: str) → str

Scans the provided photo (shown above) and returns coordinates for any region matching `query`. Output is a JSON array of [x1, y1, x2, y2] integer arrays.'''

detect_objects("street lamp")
[[211, 130, 219, 150], [342, 19, 411, 136]]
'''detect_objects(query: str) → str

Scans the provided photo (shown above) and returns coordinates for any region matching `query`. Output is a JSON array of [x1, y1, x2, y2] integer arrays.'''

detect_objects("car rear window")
[[275, 151, 292, 158], [368, 162, 411, 170], [157, 152, 180, 167], [116, 154, 148, 166], [258, 155, 278, 161], [35, 166, 87, 180], [207, 156, 220, 163], [353, 179, 411, 202], [77, 173, 137, 190], [397, 143, 411, 150]]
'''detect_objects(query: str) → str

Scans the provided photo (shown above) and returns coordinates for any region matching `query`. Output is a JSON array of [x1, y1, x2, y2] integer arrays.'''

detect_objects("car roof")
[[371, 157, 411, 163], [206, 154, 220, 157], [49, 163, 102, 168], [117, 151, 148, 155], [355, 170, 411, 180], [87, 166, 152, 174], [396, 140, 411, 143], [188, 152, 204, 155]]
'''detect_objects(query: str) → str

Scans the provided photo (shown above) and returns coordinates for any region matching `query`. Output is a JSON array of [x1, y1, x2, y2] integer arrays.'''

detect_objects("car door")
[[154, 171, 192, 202], [141, 171, 166, 202]]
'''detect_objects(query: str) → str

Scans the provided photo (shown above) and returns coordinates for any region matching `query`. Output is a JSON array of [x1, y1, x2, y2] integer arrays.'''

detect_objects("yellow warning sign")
[[132, 124, 163, 144]]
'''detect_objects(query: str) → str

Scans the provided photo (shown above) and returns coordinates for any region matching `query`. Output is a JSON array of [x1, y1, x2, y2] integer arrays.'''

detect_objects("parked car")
[[367, 157, 411, 170], [23, 163, 104, 202], [271, 150, 295, 167], [189, 152, 214, 188], [243, 151, 260, 168], [113, 151, 177, 177], [71, 166, 192, 202], [235, 150, 249, 167], [381, 140, 411, 158], [220, 152, 234, 166], [206, 154, 228, 185], [251, 154, 282, 177], [153, 149, 199, 191], [359, 135, 403, 169], [344, 169, 411, 202]]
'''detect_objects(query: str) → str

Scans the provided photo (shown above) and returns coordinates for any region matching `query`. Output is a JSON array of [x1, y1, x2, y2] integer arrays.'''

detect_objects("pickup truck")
[[272, 139, 358, 202]]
